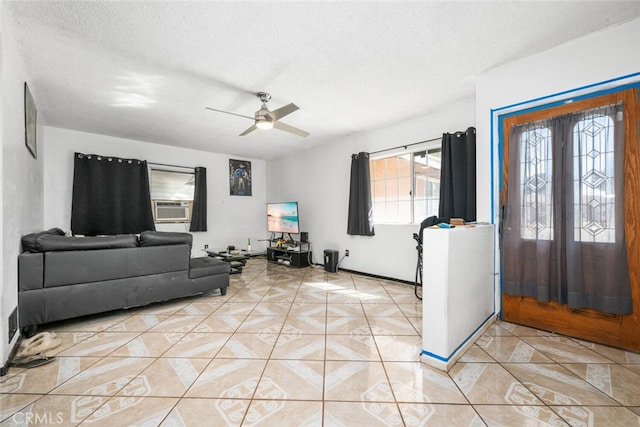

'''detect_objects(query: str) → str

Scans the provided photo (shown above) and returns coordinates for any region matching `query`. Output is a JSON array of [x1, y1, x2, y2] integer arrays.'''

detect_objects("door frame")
[[495, 84, 640, 352]]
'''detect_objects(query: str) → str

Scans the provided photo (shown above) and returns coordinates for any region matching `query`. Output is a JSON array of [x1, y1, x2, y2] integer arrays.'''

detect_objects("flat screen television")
[[267, 201, 300, 234]]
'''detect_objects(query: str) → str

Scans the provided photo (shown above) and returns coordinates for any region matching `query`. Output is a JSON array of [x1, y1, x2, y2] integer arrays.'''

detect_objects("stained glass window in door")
[[520, 126, 553, 240]]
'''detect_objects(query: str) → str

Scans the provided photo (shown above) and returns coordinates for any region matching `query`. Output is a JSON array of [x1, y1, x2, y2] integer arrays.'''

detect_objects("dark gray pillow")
[[35, 234, 138, 252], [21, 228, 66, 253], [138, 230, 193, 249]]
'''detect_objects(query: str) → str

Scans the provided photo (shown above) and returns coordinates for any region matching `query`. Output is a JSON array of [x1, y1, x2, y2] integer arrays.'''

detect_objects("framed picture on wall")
[[229, 159, 252, 196], [24, 82, 37, 159]]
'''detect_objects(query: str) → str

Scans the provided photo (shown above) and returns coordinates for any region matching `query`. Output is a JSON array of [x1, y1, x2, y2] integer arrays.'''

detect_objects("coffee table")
[[203, 249, 251, 274]]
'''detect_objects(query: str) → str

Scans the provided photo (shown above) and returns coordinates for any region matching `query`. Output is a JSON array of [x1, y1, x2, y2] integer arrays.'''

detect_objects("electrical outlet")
[[204, 244, 209, 249], [345, 250, 349, 257]]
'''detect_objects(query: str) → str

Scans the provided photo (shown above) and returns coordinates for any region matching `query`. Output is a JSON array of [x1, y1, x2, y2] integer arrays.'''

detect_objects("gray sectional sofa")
[[18, 229, 229, 333]]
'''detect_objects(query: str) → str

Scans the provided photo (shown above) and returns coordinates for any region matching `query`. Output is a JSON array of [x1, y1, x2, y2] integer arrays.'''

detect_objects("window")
[[149, 168, 195, 223], [370, 147, 441, 224]]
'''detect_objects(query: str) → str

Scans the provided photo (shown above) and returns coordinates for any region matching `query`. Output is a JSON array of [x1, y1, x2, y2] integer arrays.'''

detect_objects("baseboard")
[[312, 263, 415, 286]]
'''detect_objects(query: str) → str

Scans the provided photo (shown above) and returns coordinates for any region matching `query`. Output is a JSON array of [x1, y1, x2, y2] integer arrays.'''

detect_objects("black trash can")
[[324, 249, 339, 273]]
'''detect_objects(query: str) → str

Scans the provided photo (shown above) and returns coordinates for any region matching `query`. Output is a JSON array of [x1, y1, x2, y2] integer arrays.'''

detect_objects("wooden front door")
[[501, 88, 640, 352]]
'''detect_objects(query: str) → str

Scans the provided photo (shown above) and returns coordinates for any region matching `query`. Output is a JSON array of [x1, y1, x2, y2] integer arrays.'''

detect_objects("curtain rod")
[[369, 136, 441, 155], [148, 161, 195, 171]]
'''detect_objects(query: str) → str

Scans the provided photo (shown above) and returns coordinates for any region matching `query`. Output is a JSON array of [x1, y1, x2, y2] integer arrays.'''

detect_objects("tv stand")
[[266, 241, 311, 268]]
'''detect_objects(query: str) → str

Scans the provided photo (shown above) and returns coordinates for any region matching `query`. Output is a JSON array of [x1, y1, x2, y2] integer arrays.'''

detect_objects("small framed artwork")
[[24, 82, 37, 159], [229, 159, 252, 196]]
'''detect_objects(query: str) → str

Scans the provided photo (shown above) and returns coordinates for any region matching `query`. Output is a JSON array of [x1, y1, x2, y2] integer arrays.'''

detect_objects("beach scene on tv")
[[267, 202, 300, 234]]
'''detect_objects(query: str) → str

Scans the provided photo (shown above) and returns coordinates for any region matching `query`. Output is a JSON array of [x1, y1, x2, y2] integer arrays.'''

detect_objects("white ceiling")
[[5, 1, 640, 160]]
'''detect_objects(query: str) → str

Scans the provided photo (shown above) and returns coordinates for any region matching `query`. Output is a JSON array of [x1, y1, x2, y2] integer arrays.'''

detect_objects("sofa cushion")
[[138, 230, 193, 249], [36, 234, 138, 252], [21, 227, 65, 252], [189, 256, 231, 278]]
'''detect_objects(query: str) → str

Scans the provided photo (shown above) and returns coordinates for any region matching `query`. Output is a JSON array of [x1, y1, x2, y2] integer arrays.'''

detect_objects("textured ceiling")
[[5, 1, 640, 160]]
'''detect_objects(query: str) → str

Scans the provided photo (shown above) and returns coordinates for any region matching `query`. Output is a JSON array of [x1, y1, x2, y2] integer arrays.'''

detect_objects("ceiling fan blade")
[[205, 106, 254, 121], [239, 124, 258, 136], [267, 103, 299, 121], [273, 120, 310, 137]]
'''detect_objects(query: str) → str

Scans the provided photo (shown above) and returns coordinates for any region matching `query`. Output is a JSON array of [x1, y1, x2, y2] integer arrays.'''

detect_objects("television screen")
[[267, 202, 300, 234]]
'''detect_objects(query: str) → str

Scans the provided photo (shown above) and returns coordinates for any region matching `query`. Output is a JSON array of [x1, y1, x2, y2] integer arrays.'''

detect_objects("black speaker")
[[300, 232, 308, 243]]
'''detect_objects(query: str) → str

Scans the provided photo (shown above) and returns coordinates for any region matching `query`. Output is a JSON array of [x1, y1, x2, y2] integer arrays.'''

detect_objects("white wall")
[[475, 17, 640, 313], [43, 127, 267, 256], [1, 10, 45, 366], [267, 100, 475, 282]]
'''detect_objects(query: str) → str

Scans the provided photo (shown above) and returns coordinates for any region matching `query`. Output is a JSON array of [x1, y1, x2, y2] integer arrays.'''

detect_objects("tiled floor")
[[2, 258, 640, 426]]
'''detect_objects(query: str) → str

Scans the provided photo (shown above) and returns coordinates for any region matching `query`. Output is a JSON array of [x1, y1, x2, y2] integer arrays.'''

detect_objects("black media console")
[[266, 242, 311, 268]]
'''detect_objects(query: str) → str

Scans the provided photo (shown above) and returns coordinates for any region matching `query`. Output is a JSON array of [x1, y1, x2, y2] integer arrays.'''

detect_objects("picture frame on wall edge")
[[24, 82, 37, 159]]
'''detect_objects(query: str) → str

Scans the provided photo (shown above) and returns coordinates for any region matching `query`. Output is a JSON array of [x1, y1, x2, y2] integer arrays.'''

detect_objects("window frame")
[[149, 167, 196, 224], [370, 142, 442, 225]]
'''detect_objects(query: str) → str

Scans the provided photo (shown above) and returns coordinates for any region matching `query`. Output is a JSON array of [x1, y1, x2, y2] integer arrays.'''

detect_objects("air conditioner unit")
[[154, 200, 191, 222]]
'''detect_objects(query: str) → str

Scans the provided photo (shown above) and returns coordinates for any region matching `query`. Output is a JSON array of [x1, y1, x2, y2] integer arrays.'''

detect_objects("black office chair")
[[413, 216, 439, 300]]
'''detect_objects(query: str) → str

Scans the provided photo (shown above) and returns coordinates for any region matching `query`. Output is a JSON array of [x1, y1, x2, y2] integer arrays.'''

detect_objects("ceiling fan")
[[206, 92, 309, 137]]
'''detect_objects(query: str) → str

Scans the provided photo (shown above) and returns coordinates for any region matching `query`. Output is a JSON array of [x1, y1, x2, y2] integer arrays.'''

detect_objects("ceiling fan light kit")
[[206, 92, 309, 137]]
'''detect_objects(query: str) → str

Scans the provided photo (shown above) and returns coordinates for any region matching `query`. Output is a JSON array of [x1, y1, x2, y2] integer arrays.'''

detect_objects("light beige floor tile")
[[324, 401, 403, 426], [623, 364, 640, 375], [211, 302, 257, 316], [325, 334, 380, 361], [369, 317, 419, 336], [396, 302, 422, 317], [287, 302, 327, 317], [185, 358, 267, 399], [45, 312, 130, 333], [118, 357, 209, 397], [0, 394, 42, 423], [282, 316, 326, 334], [174, 301, 222, 316], [51, 357, 155, 396], [399, 403, 485, 427], [562, 363, 640, 405], [374, 335, 422, 362], [502, 363, 619, 406], [385, 362, 467, 404], [629, 407, 640, 416], [147, 314, 207, 333], [324, 361, 394, 402], [271, 334, 325, 360], [105, 314, 168, 332], [0, 356, 100, 395], [572, 340, 640, 364], [459, 344, 496, 363], [294, 292, 328, 304], [481, 323, 515, 336], [234, 315, 286, 334], [450, 362, 543, 405], [496, 321, 555, 337], [216, 333, 278, 359], [135, 300, 191, 316], [474, 404, 568, 426], [475, 335, 554, 363], [326, 303, 366, 317], [162, 332, 230, 358], [57, 331, 140, 357], [194, 313, 245, 333], [110, 331, 184, 357], [255, 360, 324, 400], [407, 317, 422, 335], [3, 394, 95, 426], [78, 396, 178, 425], [552, 406, 640, 426], [325, 316, 371, 335], [40, 331, 96, 357], [521, 336, 615, 363], [244, 400, 322, 427], [250, 302, 292, 316], [161, 398, 249, 426], [362, 303, 406, 318]]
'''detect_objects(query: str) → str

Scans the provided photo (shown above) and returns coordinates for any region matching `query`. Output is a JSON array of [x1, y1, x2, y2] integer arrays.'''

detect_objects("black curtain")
[[347, 152, 375, 236], [438, 127, 476, 222], [189, 167, 207, 232], [71, 153, 155, 235], [502, 104, 631, 314]]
